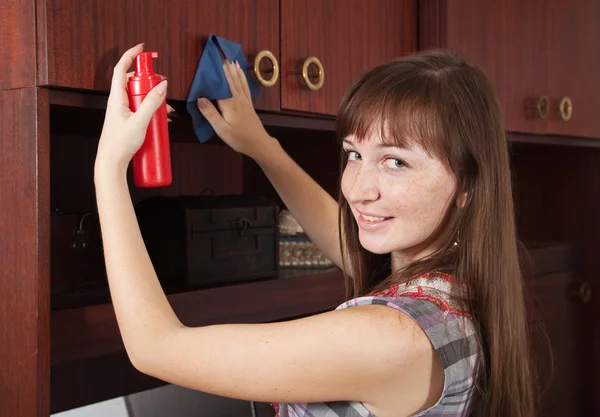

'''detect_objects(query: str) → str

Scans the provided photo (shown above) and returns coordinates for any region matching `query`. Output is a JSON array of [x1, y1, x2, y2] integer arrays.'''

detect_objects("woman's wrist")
[[252, 135, 281, 166], [94, 154, 129, 186]]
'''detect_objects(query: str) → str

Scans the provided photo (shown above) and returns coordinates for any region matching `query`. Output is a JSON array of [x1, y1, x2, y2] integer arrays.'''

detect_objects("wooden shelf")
[[50, 267, 344, 413], [47, 88, 336, 136], [50, 243, 576, 367], [509, 132, 600, 149], [48, 88, 600, 148], [51, 268, 345, 366]]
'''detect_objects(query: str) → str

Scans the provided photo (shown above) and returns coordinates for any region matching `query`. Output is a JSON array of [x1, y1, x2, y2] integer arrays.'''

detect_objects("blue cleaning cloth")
[[186, 34, 261, 143]]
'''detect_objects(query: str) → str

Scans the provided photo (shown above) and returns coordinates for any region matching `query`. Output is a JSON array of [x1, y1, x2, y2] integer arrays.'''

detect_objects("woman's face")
[[341, 130, 461, 270]]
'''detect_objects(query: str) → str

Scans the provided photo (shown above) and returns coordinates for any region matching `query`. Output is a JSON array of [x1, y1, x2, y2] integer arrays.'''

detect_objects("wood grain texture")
[[420, 0, 549, 136], [0, 88, 51, 417], [547, 0, 600, 139], [39, 0, 280, 110], [281, 0, 417, 115], [418, 0, 446, 50], [51, 268, 344, 365], [511, 143, 598, 416], [525, 273, 592, 417], [0, 0, 37, 90]]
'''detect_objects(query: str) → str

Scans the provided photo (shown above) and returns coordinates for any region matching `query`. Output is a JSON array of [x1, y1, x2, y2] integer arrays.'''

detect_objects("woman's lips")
[[357, 213, 393, 230]]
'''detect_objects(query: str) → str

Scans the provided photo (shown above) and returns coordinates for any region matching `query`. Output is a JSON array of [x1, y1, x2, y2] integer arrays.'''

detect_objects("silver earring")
[[454, 229, 460, 246]]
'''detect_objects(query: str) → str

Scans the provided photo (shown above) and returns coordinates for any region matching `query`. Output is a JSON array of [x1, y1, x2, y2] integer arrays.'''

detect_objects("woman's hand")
[[196, 60, 276, 160], [95, 44, 169, 177]]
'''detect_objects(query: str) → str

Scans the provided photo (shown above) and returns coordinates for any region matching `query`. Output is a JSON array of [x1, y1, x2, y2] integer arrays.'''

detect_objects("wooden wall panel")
[[0, 88, 51, 417], [419, 0, 549, 136], [0, 1, 37, 90], [281, 0, 416, 115], [39, 0, 280, 110]]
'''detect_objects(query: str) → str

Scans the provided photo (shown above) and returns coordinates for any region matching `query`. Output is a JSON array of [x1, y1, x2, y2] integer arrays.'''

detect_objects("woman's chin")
[[358, 237, 391, 255]]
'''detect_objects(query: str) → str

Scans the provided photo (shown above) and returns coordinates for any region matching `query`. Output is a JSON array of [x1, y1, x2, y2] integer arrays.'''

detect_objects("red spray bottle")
[[127, 52, 172, 187]]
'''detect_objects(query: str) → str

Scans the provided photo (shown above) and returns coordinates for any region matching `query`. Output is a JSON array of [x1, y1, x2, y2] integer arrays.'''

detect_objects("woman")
[[94, 44, 535, 416]]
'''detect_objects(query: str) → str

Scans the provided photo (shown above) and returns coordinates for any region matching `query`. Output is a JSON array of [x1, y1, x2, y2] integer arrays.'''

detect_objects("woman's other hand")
[[196, 60, 276, 160]]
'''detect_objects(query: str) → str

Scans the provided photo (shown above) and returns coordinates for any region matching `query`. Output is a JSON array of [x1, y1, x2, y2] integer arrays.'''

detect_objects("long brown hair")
[[335, 50, 535, 416]]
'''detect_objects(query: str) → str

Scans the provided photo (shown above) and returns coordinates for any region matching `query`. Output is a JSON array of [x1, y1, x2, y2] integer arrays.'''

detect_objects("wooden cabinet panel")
[[0, 0, 37, 90], [547, 0, 600, 139], [421, 0, 600, 140], [0, 88, 51, 417], [421, 0, 548, 135], [38, 0, 280, 111], [526, 273, 592, 416], [281, 0, 417, 116]]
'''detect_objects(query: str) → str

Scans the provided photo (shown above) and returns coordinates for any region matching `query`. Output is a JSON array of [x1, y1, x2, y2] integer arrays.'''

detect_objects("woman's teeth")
[[363, 215, 387, 222]]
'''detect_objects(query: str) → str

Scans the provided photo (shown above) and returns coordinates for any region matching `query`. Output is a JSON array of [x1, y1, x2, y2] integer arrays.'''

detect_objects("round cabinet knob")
[[301, 56, 325, 91], [535, 96, 550, 119], [578, 282, 591, 303], [558, 96, 573, 121], [571, 281, 591, 303], [253, 50, 279, 88]]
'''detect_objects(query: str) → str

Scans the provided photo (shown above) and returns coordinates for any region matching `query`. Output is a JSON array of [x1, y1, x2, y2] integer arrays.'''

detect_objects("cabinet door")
[[547, 0, 600, 139], [281, 0, 417, 116], [39, 0, 280, 111], [421, 0, 549, 135], [525, 274, 592, 416]]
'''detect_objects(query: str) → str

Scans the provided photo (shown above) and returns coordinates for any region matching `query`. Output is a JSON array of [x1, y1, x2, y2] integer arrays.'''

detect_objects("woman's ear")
[[456, 190, 468, 208]]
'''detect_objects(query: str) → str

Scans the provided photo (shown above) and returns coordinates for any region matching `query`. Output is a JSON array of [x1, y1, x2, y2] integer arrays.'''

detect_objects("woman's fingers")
[[234, 62, 252, 101], [166, 104, 176, 122], [197, 98, 230, 140], [132, 81, 168, 127], [223, 60, 243, 98], [109, 44, 144, 107]]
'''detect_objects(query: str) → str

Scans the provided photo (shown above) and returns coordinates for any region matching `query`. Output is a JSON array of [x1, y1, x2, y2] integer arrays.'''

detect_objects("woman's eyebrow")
[[376, 143, 399, 148], [376, 141, 409, 150]]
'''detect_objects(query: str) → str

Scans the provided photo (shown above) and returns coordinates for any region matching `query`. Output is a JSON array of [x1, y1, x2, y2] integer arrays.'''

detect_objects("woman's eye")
[[384, 158, 405, 169], [346, 150, 361, 161]]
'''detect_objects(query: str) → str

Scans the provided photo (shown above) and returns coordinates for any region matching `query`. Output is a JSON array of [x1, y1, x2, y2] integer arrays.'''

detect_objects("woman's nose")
[[345, 166, 380, 204]]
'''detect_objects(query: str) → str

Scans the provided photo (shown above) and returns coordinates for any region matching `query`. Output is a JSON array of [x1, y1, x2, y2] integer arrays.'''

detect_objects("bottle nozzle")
[[134, 52, 159, 75]]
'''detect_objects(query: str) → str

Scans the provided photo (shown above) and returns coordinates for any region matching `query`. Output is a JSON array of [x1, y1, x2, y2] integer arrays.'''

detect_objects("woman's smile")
[[355, 209, 394, 230]]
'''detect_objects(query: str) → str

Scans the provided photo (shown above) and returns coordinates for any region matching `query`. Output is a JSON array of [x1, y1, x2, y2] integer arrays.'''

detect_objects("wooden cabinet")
[[39, 0, 417, 118], [419, 0, 600, 139], [512, 144, 600, 417], [3, 2, 600, 417], [420, 0, 547, 135], [526, 272, 592, 416], [546, 0, 600, 139], [280, 0, 416, 115], [39, 0, 281, 111], [0, 87, 51, 417]]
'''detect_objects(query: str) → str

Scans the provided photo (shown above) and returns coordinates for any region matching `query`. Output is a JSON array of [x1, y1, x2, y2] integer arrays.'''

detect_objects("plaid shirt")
[[275, 274, 479, 417]]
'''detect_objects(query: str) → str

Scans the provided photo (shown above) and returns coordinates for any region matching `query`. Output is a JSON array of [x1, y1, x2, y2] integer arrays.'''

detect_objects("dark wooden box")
[[135, 195, 280, 290]]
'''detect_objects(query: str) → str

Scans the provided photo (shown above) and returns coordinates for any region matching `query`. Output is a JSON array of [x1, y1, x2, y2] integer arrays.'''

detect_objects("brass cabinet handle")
[[253, 50, 279, 88], [535, 96, 550, 119], [558, 96, 573, 121], [301, 56, 325, 91], [571, 281, 591, 303]]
